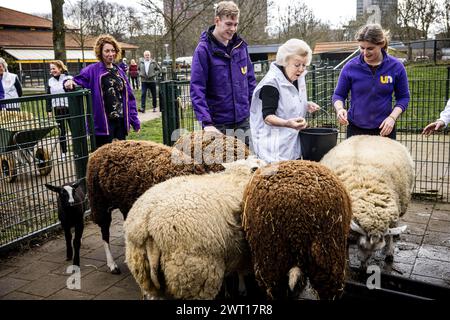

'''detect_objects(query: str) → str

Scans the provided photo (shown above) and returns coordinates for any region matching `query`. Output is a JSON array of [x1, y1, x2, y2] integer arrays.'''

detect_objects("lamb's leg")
[[100, 220, 120, 274], [64, 227, 73, 261], [384, 235, 395, 263], [73, 223, 84, 267]]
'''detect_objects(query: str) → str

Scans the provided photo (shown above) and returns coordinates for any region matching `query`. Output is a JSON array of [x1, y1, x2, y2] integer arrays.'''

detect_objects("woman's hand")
[[307, 101, 321, 113], [64, 80, 75, 91], [336, 108, 348, 125], [379, 115, 396, 136], [286, 117, 308, 130], [422, 120, 445, 136]]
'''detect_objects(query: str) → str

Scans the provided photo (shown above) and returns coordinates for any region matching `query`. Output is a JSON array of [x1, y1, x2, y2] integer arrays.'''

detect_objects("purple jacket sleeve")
[[72, 67, 92, 89], [332, 66, 350, 105], [190, 45, 213, 126], [394, 64, 410, 112], [247, 53, 256, 105]]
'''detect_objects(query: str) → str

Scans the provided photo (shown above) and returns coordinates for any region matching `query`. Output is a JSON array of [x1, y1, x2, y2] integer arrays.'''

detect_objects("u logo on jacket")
[[380, 75, 393, 84], [241, 66, 247, 75]]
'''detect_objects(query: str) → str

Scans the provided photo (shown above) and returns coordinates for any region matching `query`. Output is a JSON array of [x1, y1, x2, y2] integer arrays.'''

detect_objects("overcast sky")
[[0, 0, 357, 28]]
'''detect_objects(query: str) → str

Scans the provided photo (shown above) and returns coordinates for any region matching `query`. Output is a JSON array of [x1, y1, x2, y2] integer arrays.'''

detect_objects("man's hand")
[[422, 120, 445, 136]]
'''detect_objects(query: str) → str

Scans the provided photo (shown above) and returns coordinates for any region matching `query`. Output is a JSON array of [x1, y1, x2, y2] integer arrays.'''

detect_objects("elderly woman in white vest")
[[0, 57, 23, 110], [249, 39, 320, 163], [46, 60, 73, 159]]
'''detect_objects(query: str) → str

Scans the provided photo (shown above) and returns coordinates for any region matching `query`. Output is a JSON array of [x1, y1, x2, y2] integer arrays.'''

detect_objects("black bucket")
[[299, 127, 338, 162]]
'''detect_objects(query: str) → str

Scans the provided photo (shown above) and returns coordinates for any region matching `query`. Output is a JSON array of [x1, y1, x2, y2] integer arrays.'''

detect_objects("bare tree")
[[51, 0, 67, 62], [65, 0, 93, 65], [272, 1, 327, 47], [139, 0, 215, 69], [413, 0, 438, 39], [441, 0, 450, 38]]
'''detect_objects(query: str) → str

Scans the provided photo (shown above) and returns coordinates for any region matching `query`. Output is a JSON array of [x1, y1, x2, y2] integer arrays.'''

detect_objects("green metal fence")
[[160, 63, 450, 202], [0, 90, 94, 250]]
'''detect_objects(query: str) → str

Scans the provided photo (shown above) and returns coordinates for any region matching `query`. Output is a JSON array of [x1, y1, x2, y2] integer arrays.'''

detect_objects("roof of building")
[[0, 6, 52, 29], [248, 44, 281, 54], [313, 41, 359, 54], [0, 29, 138, 50]]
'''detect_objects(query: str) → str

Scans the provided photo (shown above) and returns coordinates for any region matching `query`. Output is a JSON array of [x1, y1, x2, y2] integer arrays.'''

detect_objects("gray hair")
[[355, 24, 390, 50], [275, 39, 312, 67], [214, 1, 239, 19], [0, 57, 8, 71]]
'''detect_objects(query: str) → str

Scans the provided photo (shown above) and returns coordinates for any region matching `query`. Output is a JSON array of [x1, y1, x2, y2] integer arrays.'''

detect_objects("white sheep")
[[320, 135, 414, 268], [123, 156, 266, 299]]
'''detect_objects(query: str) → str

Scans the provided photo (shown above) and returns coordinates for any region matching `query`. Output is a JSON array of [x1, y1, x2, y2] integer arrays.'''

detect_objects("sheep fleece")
[[124, 166, 253, 299], [243, 161, 352, 299], [320, 135, 414, 234]]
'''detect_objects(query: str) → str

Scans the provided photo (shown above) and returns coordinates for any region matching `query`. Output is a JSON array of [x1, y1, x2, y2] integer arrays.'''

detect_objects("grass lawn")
[[128, 117, 163, 143]]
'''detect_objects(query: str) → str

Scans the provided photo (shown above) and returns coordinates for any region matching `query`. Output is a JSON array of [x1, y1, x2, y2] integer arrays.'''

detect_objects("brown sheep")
[[87, 131, 249, 274], [242, 160, 352, 300]]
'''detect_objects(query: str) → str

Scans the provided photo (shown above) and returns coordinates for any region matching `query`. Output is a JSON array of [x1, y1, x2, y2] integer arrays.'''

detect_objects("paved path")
[[0, 199, 449, 300]]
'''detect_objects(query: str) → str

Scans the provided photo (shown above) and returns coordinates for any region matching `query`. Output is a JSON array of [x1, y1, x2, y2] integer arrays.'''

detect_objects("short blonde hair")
[[275, 39, 312, 67], [94, 34, 122, 62], [355, 24, 390, 50], [0, 57, 8, 71], [214, 1, 239, 19], [50, 60, 68, 73]]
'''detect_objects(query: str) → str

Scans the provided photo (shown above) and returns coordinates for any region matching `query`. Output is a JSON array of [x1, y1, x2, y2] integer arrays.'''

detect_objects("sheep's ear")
[[350, 220, 366, 235], [385, 225, 407, 236], [71, 180, 81, 189], [45, 184, 60, 193]]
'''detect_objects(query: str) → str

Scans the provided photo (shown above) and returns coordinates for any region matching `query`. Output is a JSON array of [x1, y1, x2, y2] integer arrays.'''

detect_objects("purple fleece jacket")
[[71, 62, 140, 136], [332, 50, 410, 129], [190, 26, 256, 127]]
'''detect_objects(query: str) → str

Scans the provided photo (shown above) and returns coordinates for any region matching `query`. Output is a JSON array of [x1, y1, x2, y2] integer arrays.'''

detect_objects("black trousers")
[[141, 81, 157, 110], [214, 118, 251, 147], [94, 118, 127, 150], [54, 107, 72, 153], [346, 122, 396, 140], [130, 77, 139, 90]]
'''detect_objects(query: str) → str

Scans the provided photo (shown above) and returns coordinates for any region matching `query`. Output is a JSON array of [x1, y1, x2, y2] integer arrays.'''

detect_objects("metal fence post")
[[68, 90, 90, 189], [311, 64, 317, 103]]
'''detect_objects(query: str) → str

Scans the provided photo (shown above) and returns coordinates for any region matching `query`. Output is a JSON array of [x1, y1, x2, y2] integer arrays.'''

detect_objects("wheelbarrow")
[[0, 119, 59, 182]]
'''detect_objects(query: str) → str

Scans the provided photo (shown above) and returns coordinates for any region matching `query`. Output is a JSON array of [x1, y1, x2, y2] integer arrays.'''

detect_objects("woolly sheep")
[[242, 160, 352, 300], [320, 135, 414, 268], [124, 156, 265, 299], [87, 131, 249, 274]]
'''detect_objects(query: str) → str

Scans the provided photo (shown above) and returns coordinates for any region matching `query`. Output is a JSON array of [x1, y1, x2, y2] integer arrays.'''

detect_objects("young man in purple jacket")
[[190, 1, 256, 145], [333, 24, 410, 140], [64, 35, 140, 149]]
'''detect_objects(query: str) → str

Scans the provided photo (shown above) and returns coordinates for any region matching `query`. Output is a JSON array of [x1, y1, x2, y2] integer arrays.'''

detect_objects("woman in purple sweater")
[[332, 24, 410, 140]]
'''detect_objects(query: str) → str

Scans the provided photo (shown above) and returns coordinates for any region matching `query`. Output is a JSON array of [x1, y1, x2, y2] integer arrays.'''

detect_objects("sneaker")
[[59, 153, 67, 162], [153, 108, 156, 112], [138, 108, 145, 113]]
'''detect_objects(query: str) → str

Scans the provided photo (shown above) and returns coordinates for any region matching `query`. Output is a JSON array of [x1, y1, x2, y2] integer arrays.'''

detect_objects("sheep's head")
[[221, 155, 267, 175], [45, 180, 83, 207], [350, 220, 407, 262]]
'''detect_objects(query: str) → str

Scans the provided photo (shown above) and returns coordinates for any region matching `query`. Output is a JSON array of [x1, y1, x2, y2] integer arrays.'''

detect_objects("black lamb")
[[45, 180, 85, 266]]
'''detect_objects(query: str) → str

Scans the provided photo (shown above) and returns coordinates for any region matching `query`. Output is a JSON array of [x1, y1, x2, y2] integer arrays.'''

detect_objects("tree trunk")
[[51, 0, 66, 62]]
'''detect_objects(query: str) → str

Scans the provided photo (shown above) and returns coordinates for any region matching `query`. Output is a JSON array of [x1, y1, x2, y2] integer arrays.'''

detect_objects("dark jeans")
[[94, 118, 127, 150], [347, 122, 396, 140], [215, 118, 251, 147], [141, 81, 157, 110], [54, 107, 72, 153], [131, 77, 139, 90]]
